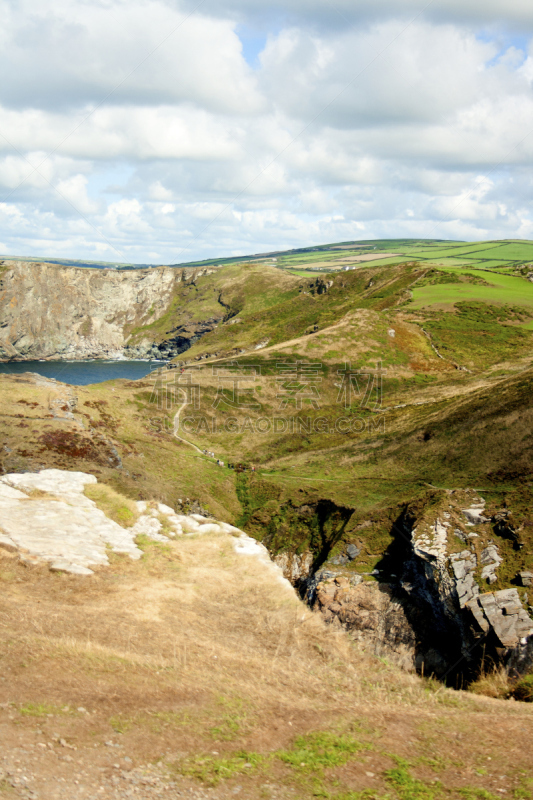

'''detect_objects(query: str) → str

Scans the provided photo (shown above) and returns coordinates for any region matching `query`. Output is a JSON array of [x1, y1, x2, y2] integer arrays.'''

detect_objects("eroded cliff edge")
[[240, 481, 533, 684], [0, 260, 219, 361]]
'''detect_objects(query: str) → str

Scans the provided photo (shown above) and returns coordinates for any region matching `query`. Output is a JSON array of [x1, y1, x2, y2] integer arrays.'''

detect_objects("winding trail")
[[420, 327, 472, 373], [172, 392, 204, 455]]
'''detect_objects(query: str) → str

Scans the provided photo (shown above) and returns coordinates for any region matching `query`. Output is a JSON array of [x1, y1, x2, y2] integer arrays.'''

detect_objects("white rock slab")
[[196, 523, 226, 535], [4, 469, 97, 504], [0, 470, 141, 574], [131, 515, 169, 543], [0, 483, 29, 501], [0, 470, 291, 593]]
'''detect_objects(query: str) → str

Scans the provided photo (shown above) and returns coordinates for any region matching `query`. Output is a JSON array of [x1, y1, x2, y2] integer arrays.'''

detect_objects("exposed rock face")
[[400, 490, 533, 680], [479, 544, 502, 584], [273, 551, 314, 584], [518, 570, 533, 587], [0, 469, 269, 579], [277, 487, 533, 682], [125, 319, 220, 361], [492, 510, 523, 549], [0, 260, 218, 361], [450, 550, 479, 607], [467, 589, 532, 648], [312, 575, 416, 671]]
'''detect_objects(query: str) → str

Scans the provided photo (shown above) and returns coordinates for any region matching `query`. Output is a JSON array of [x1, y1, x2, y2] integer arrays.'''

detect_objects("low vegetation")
[[1, 520, 532, 798], [2, 241, 533, 797], [84, 482, 139, 527]]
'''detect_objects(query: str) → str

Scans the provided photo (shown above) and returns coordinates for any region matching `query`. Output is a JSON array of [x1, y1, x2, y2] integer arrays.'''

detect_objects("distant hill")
[[0, 254, 154, 270], [174, 237, 533, 274], [6, 237, 533, 272]]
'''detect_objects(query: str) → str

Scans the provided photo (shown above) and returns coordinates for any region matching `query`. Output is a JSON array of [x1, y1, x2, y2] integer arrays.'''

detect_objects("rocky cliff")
[[0, 260, 218, 361], [268, 488, 533, 683], [399, 489, 533, 681]]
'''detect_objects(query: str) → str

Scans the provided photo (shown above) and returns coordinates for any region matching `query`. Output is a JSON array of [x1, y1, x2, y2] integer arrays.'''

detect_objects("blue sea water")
[[0, 360, 161, 386]]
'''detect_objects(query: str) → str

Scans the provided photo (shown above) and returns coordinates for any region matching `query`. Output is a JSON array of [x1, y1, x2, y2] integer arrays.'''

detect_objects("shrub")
[[513, 674, 533, 703]]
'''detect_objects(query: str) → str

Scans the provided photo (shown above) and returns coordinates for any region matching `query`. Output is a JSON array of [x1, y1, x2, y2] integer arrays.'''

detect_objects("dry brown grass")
[[0, 530, 457, 722], [468, 666, 511, 700], [23, 487, 63, 501], [1, 531, 533, 798]]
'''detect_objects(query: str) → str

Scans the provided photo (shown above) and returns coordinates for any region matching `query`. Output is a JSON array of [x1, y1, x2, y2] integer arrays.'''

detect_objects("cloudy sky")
[[1, 0, 533, 264]]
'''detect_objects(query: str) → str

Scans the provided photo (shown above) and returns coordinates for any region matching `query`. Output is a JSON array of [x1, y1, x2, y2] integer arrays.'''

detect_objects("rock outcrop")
[[311, 575, 416, 671], [273, 551, 314, 584], [274, 488, 533, 681], [0, 469, 290, 587], [0, 260, 218, 361], [0, 470, 141, 574], [126, 319, 220, 361], [400, 489, 533, 679]]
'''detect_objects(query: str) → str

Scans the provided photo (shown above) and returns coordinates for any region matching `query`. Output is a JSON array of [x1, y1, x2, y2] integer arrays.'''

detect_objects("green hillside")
[[174, 237, 533, 275], [2, 243, 533, 798]]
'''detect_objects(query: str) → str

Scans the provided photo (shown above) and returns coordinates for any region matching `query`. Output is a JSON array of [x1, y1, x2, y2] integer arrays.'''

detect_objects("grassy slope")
[[127, 263, 300, 345], [3, 257, 533, 590], [156, 259, 533, 583], [2, 253, 533, 796], [2, 520, 532, 799], [410, 267, 533, 311]]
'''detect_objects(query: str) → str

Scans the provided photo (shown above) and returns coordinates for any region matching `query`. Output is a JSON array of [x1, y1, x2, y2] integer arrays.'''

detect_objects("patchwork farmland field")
[[177, 237, 533, 275]]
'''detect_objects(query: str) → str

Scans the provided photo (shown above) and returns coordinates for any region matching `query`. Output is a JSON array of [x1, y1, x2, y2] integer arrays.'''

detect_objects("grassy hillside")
[[2, 510, 532, 799], [2, 244, 533, 797], [3, 254, 533, 595], [126, 262, 301, 346], [174, 237, 533, 275]]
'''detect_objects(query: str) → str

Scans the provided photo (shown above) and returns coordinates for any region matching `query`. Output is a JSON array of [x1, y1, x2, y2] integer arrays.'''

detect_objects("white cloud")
[[2, 0, 533, 262], [0, 0, 262, 113], [55, 174, 100, 215]]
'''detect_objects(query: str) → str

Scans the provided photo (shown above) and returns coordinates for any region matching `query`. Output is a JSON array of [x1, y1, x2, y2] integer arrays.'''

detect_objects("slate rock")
[[518, 571, 533, 588], [346, 544, 361, 560]]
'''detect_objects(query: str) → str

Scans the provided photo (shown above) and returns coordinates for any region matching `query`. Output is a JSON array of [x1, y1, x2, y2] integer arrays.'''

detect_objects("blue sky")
[[1, 0, 533, 263]]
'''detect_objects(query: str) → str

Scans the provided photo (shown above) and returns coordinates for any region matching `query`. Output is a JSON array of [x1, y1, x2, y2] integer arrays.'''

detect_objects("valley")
[[1, 239, 533, 799]]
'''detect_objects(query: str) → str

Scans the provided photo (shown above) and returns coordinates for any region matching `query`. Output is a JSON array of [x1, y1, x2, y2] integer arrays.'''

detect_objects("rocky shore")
[[0, 260, 218, 362]]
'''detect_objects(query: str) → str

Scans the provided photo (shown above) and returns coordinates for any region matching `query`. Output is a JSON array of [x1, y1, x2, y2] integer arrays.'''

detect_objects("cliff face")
[[0, 260, 217, 361], [268, 489, 533, 682]]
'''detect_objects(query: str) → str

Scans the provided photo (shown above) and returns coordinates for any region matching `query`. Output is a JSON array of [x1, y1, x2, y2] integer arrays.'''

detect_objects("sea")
[[0, 360, 162, 386]]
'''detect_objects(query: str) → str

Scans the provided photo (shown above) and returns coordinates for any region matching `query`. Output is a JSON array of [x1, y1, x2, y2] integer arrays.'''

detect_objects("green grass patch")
[[512, 673, 533, 702], [19, 702, 77, 718], [210, 696, 254, 741], [410, 268, 533, 312], [84, 483, 139, 528], [179, 752, 265, 786], [134, 533, 173, 555], [385, 759, 442, 799], [276, 730, 370, 774]]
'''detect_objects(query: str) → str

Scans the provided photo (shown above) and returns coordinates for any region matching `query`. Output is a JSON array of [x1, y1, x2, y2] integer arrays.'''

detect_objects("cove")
[[0, 360, 161, 386]]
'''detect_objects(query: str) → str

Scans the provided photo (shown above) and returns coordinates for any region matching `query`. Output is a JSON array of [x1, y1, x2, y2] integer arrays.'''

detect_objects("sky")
[[2, 0, 533, 264]]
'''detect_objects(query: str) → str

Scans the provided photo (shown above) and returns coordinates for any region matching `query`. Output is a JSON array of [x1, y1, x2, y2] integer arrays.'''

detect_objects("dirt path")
[[172, 394, 205, 455]]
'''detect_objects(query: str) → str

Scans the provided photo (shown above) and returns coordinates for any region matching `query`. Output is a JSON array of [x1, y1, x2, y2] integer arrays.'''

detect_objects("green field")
[[176, 238, 533, 275], [409, 267, 533, 314], [276, 239, 533, 274]]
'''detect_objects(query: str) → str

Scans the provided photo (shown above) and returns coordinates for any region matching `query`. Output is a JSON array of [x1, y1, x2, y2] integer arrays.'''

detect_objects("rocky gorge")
[[1, 254, 533, 698], [0, 260, 220, 361], [269, 488, 533, 684]]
